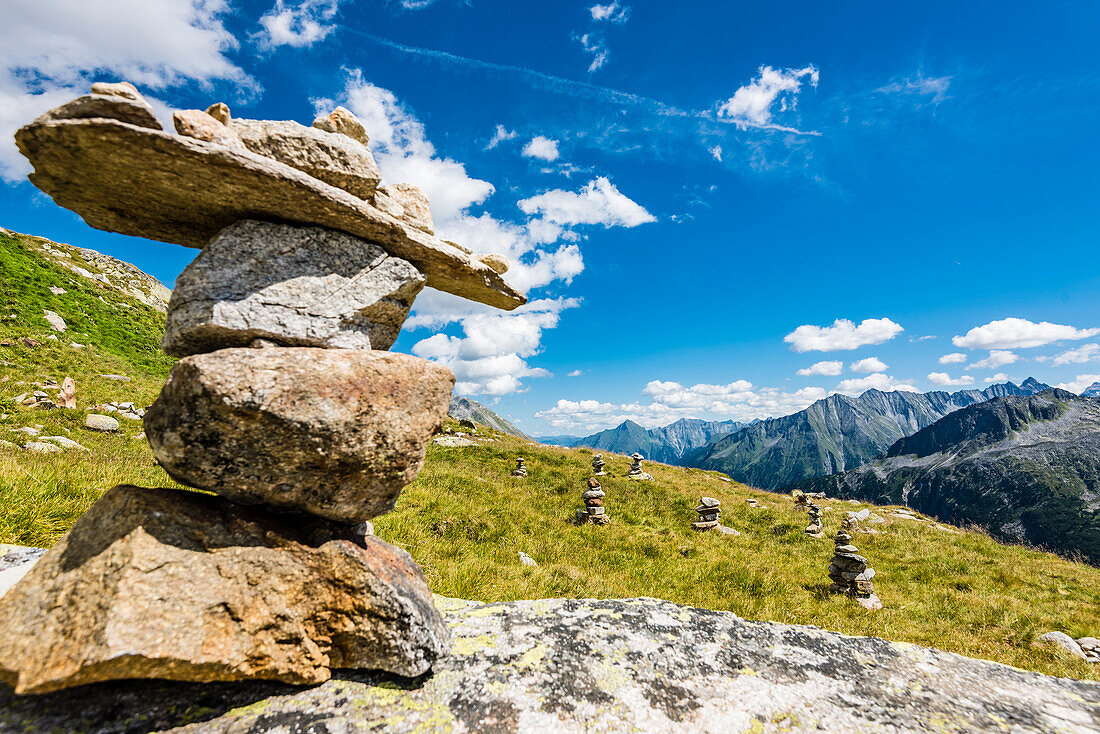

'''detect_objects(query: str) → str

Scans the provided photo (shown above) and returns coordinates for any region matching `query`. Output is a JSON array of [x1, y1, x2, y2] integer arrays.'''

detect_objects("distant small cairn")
[[577, 477, 610, 525], [792, 488, 825, 508], [625, 452, 652, 480], [805, 503, 824, 538], [828, 518, 882, 610], [591, 453, 606, 476], [693, 497, 739, 536], [511, 457, 528, 477]]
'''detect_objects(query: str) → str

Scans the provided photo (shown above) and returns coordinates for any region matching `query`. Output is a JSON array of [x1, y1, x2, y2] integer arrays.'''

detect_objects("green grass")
[[1, 227, 1098, 682]]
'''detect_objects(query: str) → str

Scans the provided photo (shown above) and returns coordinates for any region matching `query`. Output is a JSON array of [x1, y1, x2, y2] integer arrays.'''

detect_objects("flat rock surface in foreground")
[[1, 596, 1096, 733]]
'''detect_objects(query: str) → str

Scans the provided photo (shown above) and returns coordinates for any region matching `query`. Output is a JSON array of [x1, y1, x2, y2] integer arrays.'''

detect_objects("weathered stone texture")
[[0, 487, 449, 695], [145, 348, 454, 522], [163, 220, 425, 355]]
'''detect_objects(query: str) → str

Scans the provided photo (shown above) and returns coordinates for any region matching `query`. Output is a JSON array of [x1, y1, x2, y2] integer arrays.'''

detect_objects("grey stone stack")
[[512, 457, 528, 477], [805, 503, 824, 538], [693, 496, 740, 536], [625, 452, 652, 480], [577, 477, 610, 525], [828, 519, 882, 610], [591, 453, 606, 476]]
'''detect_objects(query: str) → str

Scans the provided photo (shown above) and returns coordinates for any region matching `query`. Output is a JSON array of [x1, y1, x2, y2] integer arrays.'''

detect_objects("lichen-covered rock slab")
[[144, 348, 454, 522], [163, 220, 425, 355], [0, 486, 449, 695], [14, 117, 525, 310], [0, 596, 1096, 732]]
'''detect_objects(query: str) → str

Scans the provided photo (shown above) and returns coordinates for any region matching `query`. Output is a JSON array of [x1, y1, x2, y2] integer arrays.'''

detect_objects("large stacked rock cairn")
[[591, 453, 606, 475], [693, 497, 740, 536], [625, 452, 653, 480], [576, 477, 610, 525], [827, 518, 882, 610], [805, 503, 824, 538], [0, 83, 526, 695], [511, 457, 528, 477]]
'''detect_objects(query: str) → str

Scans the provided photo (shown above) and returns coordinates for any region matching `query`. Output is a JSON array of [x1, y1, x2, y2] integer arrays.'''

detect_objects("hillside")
[[1, 231, 1098, 684], [572, 417, 744, 464], [687, 380, 1052, 488], [448, 395, 528, 438], [793, 390, 1100, 562]]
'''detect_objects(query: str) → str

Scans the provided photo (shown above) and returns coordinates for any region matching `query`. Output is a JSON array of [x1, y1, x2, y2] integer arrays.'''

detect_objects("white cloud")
[[522, 135, 560, 161], [877, 74, 951, 104], [575, 32, 610, 73], [589, 2, 629, 23], [984, 373, 1009, 383], [939, 352, 967, 364], [568, 369, 583, 377], [784, 318, 904, 352], [518, 177, 656, 242], [257, 0, 339, 48], [0, 0, 248, 181], [536, 379, 828, 432], [716, 65, 819, 133], [485, 124, 517, 150], [965, 350, 1018, 371], [850, 357, 888, 373], [1042, 343, 1099, 366], [927, 372, 974, 387], [1056, 374, 1100, 393], [952, 318, 1100, 350], [797, 360, 842, 377], [708, 145, 723, 162], [834, 373, 918, 395]]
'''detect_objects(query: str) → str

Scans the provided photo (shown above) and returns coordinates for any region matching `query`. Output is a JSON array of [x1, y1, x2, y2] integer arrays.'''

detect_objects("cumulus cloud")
[[984, 373, 1009, 383], [1056, 374, 1100, 393], [485, 124, 517, 150], [257, 0, 339, 48], [952, 318, 1100, 350], [928, 372, 974, 387], [939, 352, 967, 364], [834, 374, 917, 395], [708, 145, 723, 162], [589, 1, 629, 23], [522, 135, 560, 161], [965, 350, 1018, 370], [1039, 343, 1099, 366], [850, 357, 888, 373], [568, 369, 583, 377], [716, 65, 819, 133], [0, 0, 249, 181], [518, 177, 656, 243], [784, 318, 904, 353], [797, 360, 842, 377], [535, 379, 828, 432]]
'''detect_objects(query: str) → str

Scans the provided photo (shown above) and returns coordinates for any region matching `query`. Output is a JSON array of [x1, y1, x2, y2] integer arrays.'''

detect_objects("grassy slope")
[[0, 228, 1097, 681]]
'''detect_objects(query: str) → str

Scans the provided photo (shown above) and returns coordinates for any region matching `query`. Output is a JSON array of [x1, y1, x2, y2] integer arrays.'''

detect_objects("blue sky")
[[3, 0, 1099, 434]]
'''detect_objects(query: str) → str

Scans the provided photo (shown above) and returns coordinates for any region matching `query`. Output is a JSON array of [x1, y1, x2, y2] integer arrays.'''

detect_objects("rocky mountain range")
[[448, 396, 529, 438], [685, 379, 1053, 488], [792, 390, 1100, 562], [561, 418, 746, 464], [1081, 382, 1100, 397]]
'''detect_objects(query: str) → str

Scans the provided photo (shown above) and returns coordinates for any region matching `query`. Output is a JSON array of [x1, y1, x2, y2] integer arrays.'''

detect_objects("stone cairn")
[[828, 518, 882, 610], [693, 497, 740, 536], [805, 503, 824, 538], [591, 453, 606, 476], [0, 82, 526, 694], [511, 457, 528, 477], [625, 452, 653, 480], [576, 477, 610, 525]]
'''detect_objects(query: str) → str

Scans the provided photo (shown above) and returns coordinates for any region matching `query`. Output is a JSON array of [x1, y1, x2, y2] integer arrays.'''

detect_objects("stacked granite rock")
[[0, 83, 526, 695], [591, 453, 606, 476], [512, 458, 528, 477], [625, 452, 653, 480], [827, 519, 882, 610], [805, 503, 824, 538], [693, 497, 740, 536], [576, 478, 610, 525]]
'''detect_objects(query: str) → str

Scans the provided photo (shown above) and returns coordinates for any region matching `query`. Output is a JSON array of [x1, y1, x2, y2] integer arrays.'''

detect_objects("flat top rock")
[[15, 118, 524, 311], [1, 595, 1095, 733]]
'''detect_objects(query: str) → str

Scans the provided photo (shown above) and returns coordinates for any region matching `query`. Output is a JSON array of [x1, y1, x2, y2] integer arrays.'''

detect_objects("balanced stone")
[[173, 109, 245, 149], [36, 91, 160, 130], [144, 348, 454, 523], [591, 453, 606, 475], [231, 118, 382, 199], [162, 220, 426, 356], [625, 452, 652, 480], [805, 503, 824, 538], [312, 106, 369, 146], [577, 478, 610, 525], [693, 496, 739, 535], [376, 183, 435, 235], [0, 485, 449, 694], [511, 458, 528, 477], [827, 518, 882, 610]]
